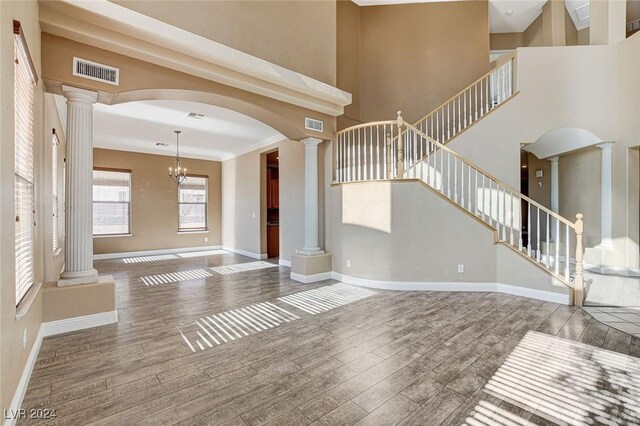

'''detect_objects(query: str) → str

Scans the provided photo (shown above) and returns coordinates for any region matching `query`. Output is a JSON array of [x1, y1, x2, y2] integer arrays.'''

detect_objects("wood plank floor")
[[19, 251, 640, 425]]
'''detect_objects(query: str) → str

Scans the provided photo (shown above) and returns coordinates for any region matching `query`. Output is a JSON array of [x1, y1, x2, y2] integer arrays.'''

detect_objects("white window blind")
[[93, 169, 131, 236], [52, 133, 59, 252], [178, 176, 208, 231], [14, 24, 37, 306]]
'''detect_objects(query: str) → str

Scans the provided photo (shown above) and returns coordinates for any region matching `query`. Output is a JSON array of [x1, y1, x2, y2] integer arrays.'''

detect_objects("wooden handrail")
[[402, 120, 575, 229]]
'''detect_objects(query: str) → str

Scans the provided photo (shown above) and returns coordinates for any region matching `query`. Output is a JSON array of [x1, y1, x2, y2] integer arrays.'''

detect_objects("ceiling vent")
[[156, 142, 169, 147], [73, 57, 119, 86], [305, 117, 324, 133], [188, 112, 205, 119]]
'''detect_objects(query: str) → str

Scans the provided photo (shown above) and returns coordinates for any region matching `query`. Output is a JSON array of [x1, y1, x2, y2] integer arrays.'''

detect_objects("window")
[[178, 176, 208, 231], [93, 168, 131, 236], [14, 21, 38, 306], [52, 131, 60, 252]]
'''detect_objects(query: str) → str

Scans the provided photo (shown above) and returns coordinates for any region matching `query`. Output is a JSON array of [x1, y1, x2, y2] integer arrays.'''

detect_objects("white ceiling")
[[353, 0, 590, 33], [90, 99, 284, 161]]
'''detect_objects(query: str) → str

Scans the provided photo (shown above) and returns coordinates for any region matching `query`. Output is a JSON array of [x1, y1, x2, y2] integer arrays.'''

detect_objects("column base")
[[58, 268, 99, 287], [291, 253, 332, 283], [296, 247, 325, 256], [43, 275, 118, 335]]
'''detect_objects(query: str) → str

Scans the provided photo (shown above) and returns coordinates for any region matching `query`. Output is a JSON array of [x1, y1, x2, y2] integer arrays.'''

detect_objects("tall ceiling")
[[352, 0, 591, 33], [90, 99, 284, 161]]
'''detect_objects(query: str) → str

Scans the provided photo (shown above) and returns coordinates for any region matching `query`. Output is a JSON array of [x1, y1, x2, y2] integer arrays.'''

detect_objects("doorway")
[[266, 150, 279, 259]]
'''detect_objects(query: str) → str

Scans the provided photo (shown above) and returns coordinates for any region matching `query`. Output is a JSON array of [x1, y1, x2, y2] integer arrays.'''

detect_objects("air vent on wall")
[[187, 112, 205, 119], [305, 117, 324, 132], [72, 57, 119, 86]]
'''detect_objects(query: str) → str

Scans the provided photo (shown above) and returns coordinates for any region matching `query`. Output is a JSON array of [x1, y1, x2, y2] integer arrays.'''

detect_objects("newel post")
[[396, 111, 405, 177], [574, 213, 585, 306]]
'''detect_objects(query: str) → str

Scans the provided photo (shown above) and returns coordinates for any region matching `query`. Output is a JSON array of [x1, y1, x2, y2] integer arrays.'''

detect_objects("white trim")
[[279, 259, 292, 267], [290, 271, 333, 283], [222, 246, 268, 260], [39, 1, 351, 116], [332, 272, 570, 304], [93, 245, 222, 260], [41, 310, 118, 337], [4, 328, 43, 426]]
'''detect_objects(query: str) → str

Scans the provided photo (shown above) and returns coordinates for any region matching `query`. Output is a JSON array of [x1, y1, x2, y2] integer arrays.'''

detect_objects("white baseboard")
[[222, 246, 268, 260], [4, 328, 43, 426], [94, 245, 222, 260], [332, 272, 570, 304], [279, 259, 291, 267], [291, 271, 333, 283], [41, 310, 119, 337]]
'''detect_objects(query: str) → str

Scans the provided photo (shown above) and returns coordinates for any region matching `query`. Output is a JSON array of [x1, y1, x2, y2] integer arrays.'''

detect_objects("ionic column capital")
[[300, 137, 323, 148], [548, 155, 560, 163], [596, 142, 615, 151], [62, 85, 98, 106]]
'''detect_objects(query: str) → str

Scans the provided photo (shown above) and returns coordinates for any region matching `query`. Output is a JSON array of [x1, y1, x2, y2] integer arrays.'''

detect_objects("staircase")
[[333, 55, 586, 305]]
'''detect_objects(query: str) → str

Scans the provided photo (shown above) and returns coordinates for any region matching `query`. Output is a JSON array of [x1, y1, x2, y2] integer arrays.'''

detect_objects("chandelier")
[[168, 130, 187, 185]]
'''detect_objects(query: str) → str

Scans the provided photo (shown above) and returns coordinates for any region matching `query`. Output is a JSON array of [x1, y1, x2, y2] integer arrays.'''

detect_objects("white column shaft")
[[60, 86, 99, 286], [598, 143, 614, 247], [300, 137, 323, 255]]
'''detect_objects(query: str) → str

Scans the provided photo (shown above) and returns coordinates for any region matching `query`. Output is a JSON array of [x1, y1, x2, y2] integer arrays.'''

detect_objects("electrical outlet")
[[252, 212, 256, 218], [204, 237, 208, 242], [346, 259, 351, 268], [457, 264, 464, 273], [23, 329, 27, 349]]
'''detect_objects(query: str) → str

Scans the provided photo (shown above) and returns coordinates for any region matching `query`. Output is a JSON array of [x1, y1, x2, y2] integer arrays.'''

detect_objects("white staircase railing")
[[414, 56, 515, 144], [333, 113, 584, 305]]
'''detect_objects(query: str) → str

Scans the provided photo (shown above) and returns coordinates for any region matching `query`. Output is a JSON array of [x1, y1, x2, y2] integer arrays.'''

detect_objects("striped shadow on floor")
[[179, 302, 299, 352], [278, 283, 376, 315], [140, 269, 213, 286], [176, 249, 228, 258], [210, 261, 278, 275], [123, 254, 177, 264]]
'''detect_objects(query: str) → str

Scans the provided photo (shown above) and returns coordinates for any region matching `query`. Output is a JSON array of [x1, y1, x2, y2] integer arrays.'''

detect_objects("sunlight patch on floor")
[[210, 261, 278, 275], [123, 254, 178, 263], [178, 302, 299, 352], [473, 331, 640, 425], [140, 269, 213, 286], [278, 283, 376, 315]]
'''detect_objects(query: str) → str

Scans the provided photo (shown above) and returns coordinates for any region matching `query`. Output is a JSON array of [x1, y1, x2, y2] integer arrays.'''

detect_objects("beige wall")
[[336, 0, 361, 130], [328, 181, 498, 282], [1, 0, 45, 414], [223, 139, 315, 263], [325, 180, 569, 296], [490, 32, 524, 50], [93, 149, 222, 254], [112, 0, 337, 86], [41, 33, 335, 141], [524, 14, 544, 46], [578, 28, 590, 45], [349, 1, 489, 124], [558, 149, 601, 248], [565, 6, 578, 46], [447, 45, 617, 189]]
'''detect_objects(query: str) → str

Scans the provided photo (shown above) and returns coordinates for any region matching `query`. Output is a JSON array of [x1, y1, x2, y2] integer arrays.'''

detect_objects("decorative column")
[[59, 86, 99, 286], [298, 137, 324, 255], [598, 143, 614, 248]]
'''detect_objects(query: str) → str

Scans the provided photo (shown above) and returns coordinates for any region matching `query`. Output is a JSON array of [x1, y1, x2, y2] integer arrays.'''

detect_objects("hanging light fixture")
[[168, 130, 188, 185]]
